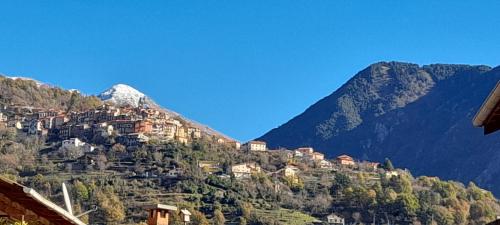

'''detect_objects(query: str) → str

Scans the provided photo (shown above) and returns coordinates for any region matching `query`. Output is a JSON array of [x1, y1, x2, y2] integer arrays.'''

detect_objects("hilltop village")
[[0, 103, 235, 147], [0, 78, 499, 225], [0, 102, 386, 183]]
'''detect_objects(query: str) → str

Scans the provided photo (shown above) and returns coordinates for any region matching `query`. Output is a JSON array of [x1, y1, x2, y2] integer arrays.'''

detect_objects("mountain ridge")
[[259, 61, 500, 194]]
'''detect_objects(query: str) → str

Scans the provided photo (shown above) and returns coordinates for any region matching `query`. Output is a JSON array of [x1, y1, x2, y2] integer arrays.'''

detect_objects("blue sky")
[[1, 1, 499, 141]]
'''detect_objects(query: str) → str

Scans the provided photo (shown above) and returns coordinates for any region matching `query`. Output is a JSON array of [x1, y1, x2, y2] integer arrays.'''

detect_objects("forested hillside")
[[0, 76, 102, 111], [1, 128, 500, 225], [259, 62, 500, 195]]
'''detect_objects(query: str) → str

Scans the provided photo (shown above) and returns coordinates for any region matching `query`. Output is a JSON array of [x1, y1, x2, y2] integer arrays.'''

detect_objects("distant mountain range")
[[259, 62, 500, 195]]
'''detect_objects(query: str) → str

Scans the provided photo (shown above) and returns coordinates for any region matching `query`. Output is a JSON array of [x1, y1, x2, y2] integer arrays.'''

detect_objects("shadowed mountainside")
[[259, 62, 500, 194]]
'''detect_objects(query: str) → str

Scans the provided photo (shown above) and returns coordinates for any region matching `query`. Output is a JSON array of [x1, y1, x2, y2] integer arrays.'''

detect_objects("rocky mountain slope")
[[259, 62, 500, 195]]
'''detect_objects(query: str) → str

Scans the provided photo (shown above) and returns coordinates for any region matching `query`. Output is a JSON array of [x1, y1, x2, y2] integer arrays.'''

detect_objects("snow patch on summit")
[[98, 84, 147, 107]]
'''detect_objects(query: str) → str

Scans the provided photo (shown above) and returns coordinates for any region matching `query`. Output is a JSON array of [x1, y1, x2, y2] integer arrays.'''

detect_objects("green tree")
[[390, 174, 413, 194], [95, 187, 125, 224], [213, 209, 225, 225], [111, 143, 126, 154], [469, 200, 495, 222], [191, 210, 210, 225], [331, 173, 351, 196], [396, 193, 420, 216], [432, 206, 454, 225], [170, 212, 183, 225], [0, 127, 17, 141], [73, 180, 89, 201], [239, 202, 253, 219], [467, 182, 493, 201], [383, 158, 394, 171], [239, 217, 247, 225]]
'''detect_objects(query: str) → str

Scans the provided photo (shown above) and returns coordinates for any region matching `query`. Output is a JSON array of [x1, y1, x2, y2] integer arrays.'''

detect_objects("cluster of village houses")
[[198, 141, 390, 182], [0, 104, 236, 148], [0, 103, 382, 173]]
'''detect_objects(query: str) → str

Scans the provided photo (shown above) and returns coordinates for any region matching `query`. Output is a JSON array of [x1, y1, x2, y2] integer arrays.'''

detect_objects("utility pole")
[[62, 183, 73, 215]]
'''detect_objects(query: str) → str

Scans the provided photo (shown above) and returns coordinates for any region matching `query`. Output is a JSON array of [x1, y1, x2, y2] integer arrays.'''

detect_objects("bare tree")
[[96, 154, 108, 172]]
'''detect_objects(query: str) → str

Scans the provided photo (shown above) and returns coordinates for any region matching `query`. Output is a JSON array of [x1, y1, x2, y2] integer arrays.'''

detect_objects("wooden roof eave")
[[473, 81, 500, 127], [0, 176, 86, 225]]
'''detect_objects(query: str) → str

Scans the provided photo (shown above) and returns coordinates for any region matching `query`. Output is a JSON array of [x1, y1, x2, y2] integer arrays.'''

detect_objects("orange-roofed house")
[[336, 154, 355, 166], [311, 152, 325, 161], [296, 147, 314, 155]]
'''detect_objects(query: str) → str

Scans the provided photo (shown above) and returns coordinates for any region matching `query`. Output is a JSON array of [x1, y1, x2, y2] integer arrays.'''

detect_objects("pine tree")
[[384, 158, 394, 171]]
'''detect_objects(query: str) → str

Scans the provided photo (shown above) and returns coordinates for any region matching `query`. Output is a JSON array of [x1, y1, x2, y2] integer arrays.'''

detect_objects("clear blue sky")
[[1, 1, 499, 141]]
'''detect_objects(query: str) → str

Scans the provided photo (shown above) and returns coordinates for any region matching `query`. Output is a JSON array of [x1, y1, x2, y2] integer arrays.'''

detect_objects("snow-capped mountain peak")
[[98, 83, 231, 140], [98, 84, 147, 107]]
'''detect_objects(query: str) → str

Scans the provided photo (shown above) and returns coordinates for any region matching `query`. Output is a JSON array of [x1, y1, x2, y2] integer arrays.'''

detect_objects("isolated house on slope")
[[243, 140, 267, 152], [336, 154, 355, 166], [145, 204, 191, 225], [474, 81, 500, 134], [0, 176, 86, 225], [326, 213, 345, 225]]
